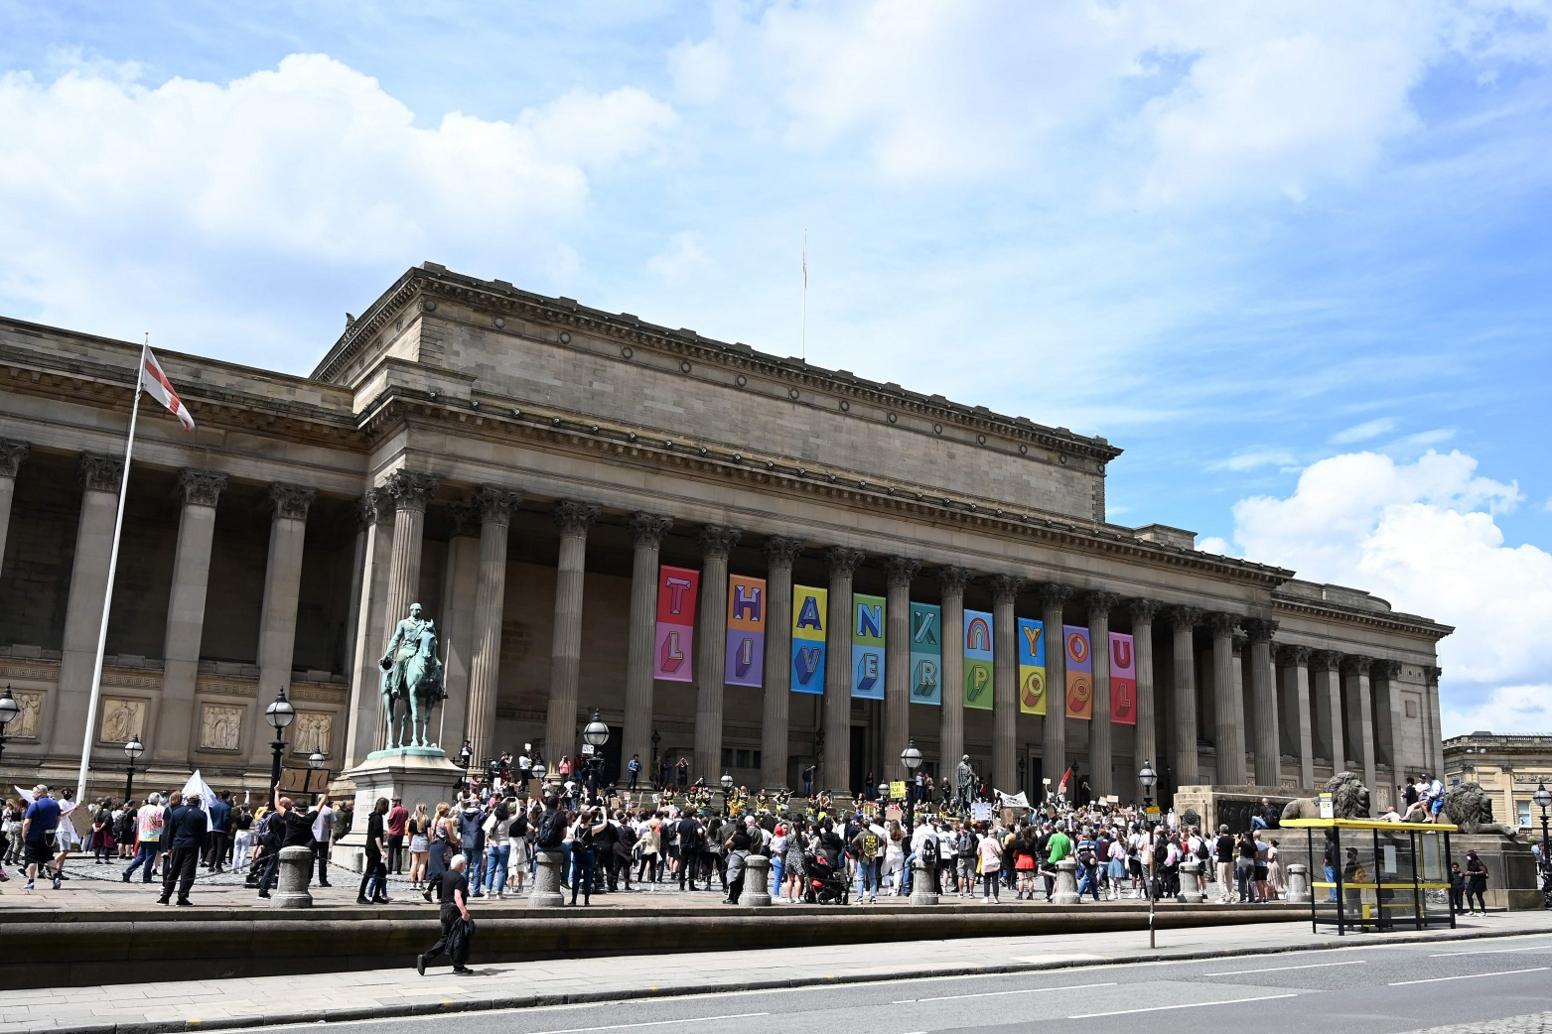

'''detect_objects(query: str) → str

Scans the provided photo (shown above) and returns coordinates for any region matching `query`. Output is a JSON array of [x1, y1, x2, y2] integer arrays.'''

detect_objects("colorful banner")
[[1109, 632, 1137, 725], [724, 574, 766, 688], [1064, 624, 1093, 719], [653, 566, 699, 682], [963, 608, 994, 711], [909, 602, 942, 706], [1017, 617, 1047, 716], [851, 593, 885, 700], [790, 585, 827, 695]]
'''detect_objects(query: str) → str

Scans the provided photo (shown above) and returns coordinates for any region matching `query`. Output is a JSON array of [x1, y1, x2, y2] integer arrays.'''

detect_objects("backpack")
[[957, 830, 976, 857], [921, 836, 940, 863], [861, 832, 880, 859], [537, 808, 565, 849]]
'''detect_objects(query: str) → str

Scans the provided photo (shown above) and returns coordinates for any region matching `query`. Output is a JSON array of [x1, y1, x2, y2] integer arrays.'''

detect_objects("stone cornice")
[[1271, 594, 1453, 641]]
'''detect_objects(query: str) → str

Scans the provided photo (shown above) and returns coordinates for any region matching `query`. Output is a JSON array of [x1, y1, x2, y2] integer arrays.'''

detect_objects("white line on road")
[[1070, 993, 1297, 1018], [1389, 966, 1549, 987], [1429, 944, 1552, 957], [894, 980, 1116, 1003], [1206, 960, 1367, 976], [529, 1012, 769, 1034]]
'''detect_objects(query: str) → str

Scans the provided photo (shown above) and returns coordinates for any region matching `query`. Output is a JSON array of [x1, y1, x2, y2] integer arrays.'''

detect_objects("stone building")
[[0, 262, 1452, 807], [1444, 732, 1552, 832]]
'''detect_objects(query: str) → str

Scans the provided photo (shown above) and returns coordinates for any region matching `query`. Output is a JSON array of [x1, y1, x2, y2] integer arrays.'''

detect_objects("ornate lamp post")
[[1534, 780, 1551, 882], [264, 686, 296, 796], [0, 684, 19, 767], [123, 734, 144, 802], [1139, 760, 1159, 948], [583, 710, 609, 801], [720, 772, 734, 815], [457, 741, 473, 796], [900, 739, 923, 830]]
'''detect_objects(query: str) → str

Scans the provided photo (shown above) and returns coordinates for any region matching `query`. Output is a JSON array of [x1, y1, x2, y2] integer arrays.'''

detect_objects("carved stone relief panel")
[[198, 703, 245, 752], [290, 711, 333, 758], [98, 697, 146, 744]]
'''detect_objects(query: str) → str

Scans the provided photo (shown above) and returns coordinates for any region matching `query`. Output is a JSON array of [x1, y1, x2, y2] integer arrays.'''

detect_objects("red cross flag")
[[140, 347, 195, 431]]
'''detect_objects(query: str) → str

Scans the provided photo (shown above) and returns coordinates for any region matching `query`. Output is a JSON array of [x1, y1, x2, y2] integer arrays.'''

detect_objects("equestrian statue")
[[379, 602, 446, 749]]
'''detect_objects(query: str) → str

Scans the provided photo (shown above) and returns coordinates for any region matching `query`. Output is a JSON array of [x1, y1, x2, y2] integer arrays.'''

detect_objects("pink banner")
[[653, 565, 699, 682], [1109, 632, 1136, 726]]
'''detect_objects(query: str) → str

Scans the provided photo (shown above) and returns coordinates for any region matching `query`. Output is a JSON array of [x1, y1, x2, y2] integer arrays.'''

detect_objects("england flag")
[[141, 347, 195, 431]]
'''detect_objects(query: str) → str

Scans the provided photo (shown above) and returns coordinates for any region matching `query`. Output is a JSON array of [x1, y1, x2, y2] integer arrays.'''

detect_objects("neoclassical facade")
[[0, 263, 1451, 807]]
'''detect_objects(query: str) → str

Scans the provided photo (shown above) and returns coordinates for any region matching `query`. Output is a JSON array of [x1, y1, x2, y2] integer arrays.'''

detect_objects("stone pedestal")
[[531, 849, 565, 907], [334, 747, 466, 872], [272, 845, 314, 909], [1177, 858, 1206, 903], [910, 858, 939, 906], [1051, 859, 1080, 905], [1285, 863, 1311, 904], [1455, 834, 1542, 911], [739, 855, 772, 907]]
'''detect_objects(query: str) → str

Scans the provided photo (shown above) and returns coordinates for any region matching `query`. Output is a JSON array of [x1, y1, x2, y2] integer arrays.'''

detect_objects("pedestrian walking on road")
[[417, 854, 475, 976], [1464, 850, 1489, 915]]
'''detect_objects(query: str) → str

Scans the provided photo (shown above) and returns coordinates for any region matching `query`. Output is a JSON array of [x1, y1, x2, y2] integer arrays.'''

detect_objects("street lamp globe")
[[1138, 761, 1157, 790], [308, 751, 327, 770], [720, 772, 733, 792], [583, 710, 610, 748], [534, 763, 548, 784], [877, 782, 889, 801], [1535, 780, 1551, 813], [0, 685, 18, 729], [124, 735, 144, 762], [901, 739, 923, 772], [264, 686, 296, 730]]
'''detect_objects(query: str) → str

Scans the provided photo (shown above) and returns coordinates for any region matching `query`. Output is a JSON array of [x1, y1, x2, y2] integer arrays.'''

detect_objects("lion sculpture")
[[1281, 771, 1371, 821], [1441, 782, 1519, 839]]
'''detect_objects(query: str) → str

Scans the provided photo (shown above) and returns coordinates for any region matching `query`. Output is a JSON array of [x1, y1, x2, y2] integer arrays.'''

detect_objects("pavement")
[[6, 901, 1550, 1034]]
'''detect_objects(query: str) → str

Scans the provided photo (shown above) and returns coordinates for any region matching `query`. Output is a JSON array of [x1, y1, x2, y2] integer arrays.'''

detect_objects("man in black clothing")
[[258, 788, 321, 897], [358, 797, 390, 904], [417, 854, 474, 975], [676, 813, 702, 891], [158, 795, 208, 906]]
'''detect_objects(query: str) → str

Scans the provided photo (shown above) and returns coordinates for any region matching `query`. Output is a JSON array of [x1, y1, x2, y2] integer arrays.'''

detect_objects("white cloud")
[[1218, 449, 1548, 720], [1443, 685, 1552, 738], [1396, 428, 1457, 449], [646, 231, 711, 281], [1197, 535, 1232, 555], [1330, 416, 1401, 444], [1207, 448, 1299, 472]]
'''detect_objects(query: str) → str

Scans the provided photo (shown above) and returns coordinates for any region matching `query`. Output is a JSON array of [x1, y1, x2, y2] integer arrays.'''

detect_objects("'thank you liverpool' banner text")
[[1064, 625, 1093, 719], [852, 593, 885, 700], [963, 609, 994, 711], [654, 566, 699, 682], [724, 575, 766, 688], [909, 602, 942, 706], [1017, 617, 1046, 716], [790, 585, 827, 695]]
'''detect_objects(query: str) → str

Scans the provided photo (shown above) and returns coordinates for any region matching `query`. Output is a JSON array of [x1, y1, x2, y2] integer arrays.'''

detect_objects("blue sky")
[[2, 1, 1549, 735]]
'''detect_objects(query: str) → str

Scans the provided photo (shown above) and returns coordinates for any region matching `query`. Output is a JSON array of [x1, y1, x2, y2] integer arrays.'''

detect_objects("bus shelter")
[[1281, 818, 1458, 935]]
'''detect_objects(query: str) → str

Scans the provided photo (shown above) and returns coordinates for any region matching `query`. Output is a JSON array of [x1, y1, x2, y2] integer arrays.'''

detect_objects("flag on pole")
[[180, 769, 217, 818], [1058, 765, 1073, 796], [140, 347, 195, 431]]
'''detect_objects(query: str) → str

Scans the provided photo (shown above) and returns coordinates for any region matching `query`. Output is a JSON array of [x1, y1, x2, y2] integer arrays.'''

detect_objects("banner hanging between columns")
[[1109, 632, 1137, 725], [908, 602, 941, 706], [790, 584, 827, 694], [724, 573, 766, 687], [851, 593, 885, 699], [1017, 616, 1046, 716], [963, 608, 993, 711], [653, 565, 699, 682], [1064, 624, 1093, 719]]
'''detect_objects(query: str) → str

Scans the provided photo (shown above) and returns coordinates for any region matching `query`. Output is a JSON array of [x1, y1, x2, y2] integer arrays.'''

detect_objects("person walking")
[[1214, 825, 1236, 903], [1464, 849, 1489, 915], [977, 824, 1003, 902], [416, 854, 475, 976], [205, 791, 232, 872], [21, 785, 62, 893], [408, 803, 430, 890], [385, 798, 409, 875], [627, 754, 641, 791], [358, 797, 390, 904], [157, 793, 207, 906], [423, 803, 455, 903], [483, 799, 513, 899], [310, 794, 335, 888]]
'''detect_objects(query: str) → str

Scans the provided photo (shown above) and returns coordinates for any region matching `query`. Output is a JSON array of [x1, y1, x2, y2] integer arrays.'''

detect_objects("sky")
[[1, 1, 1549, 737]]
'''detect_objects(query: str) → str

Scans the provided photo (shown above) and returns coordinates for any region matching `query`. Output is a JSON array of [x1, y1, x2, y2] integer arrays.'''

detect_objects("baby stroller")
[[804, 847, 850, 905]]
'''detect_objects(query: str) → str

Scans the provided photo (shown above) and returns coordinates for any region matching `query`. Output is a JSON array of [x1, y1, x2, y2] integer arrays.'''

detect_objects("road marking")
[[530, 1012, 768, 1034], [1071, 993, 1297, 1018], [1389, 967, 1549, 987], [1206, 960, 1366, 976], [894, 980, 1116, 1004], [1429, 944, 1552, 957]]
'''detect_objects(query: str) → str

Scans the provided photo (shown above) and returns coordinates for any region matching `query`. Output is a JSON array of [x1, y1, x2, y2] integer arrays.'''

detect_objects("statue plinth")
[[333, 747, 466, 873]]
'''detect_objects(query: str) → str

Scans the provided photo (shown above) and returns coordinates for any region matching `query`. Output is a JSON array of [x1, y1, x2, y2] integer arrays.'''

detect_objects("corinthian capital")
[[78, 453, 124, 494], [356, 489, 391, 530], [630, 512, 673, 548], [1375, 658, 1403, 680], [1341, 654, 1373, 676], [177, 470, 227, 509], [0, 439, 28, 479], [269, 482, 316, 521], [1309, 649, 1342, 672], [382, 470, 438, 513], [554, 499, 600, 536], [1207, 611, 1239, 636], [764, 535, 802, 567], [826, 546, 864, 577], [474, 485, 522, 525], [1278, 644, 1312, 666], [885, 556, 921, 590], [1086, 590, 1121, 618], [1127, 598, 1162, 624], [990, 574, 1024, 606], [937, 566, 972, 595], [1035, 582, 1073, 610], [1166, 604, 1203, 629], [1245, 618, 1279, 644], [699, 524, 741, 558]]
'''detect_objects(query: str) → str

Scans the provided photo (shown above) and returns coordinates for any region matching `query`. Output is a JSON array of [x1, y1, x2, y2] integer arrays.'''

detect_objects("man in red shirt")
[[386, 799, 409, 875]]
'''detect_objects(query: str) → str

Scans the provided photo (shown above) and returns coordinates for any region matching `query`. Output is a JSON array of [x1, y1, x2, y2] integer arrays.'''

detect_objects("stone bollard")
[[739, 855, 772, 906], [1285, 863, 1312, 904], [530, 849, 566, 907], [910, 857, 939, 906], [1051, 859, 1081, 905], [272, 845, 315, 909], [1177, 858, 1206, 903]]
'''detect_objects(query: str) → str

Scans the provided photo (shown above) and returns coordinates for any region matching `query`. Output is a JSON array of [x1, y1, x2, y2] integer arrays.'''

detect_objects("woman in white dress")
[[882, 821, 906, 895]]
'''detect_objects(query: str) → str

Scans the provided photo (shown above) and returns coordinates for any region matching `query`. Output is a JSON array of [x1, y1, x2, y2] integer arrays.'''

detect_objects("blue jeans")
[[571, 847, 596, 903], [125, 842, 158, 882], [858, 859, 877, 897], [770, 855, 783, 895], [485, 843, 510, 895], [900, 852, 915, 895], [466, 845, 486, 894], [558, 842, 573, 887], [1325, 863, 1338, 902]]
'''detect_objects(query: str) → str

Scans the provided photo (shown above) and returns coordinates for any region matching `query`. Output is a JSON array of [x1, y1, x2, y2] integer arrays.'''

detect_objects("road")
[[215, 933, 1552, 1034]]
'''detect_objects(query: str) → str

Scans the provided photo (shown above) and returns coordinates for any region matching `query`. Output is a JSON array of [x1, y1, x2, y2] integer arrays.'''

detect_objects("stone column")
[[1087, 590, 1119, 798], [1038, 583, 1073, 799], [990, 575, 1022, 792], [822, 547, 863, 794], [0, 440, 28, 579], [760, 537, 801, 790], [1247, 619, 1280, 787], [1342, 654, 1376, 810], [1168, 607, 1202, 786], [1209, 612, 1245, 785], [379, 471, 438, 639], [1310, 650, 1345, 771], [1426, 666, 1445, 777], [1279, 645, 1315, 790], [437, 504, 479, 751], [544, 501, 598, 761], [52, 455, 125, 753], [344, 492, 394, 767], [937, 566, 970, 775], [465, 487, 519, 763], [694, 525, 740, 781], [1129, 599, 1160, 802], [623, 513, 672, 772], [883, 557, 920, 779], [1376, 659, 1406, 788], [151, 470, 226, 763], [252, 482, 316, 766]]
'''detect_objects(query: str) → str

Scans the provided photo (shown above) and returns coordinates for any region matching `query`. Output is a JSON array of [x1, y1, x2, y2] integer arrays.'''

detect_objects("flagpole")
[[75, 335, 148, 804], [800, 228, 808, 363]]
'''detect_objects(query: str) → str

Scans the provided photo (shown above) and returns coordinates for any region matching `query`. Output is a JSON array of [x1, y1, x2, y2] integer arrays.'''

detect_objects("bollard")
[[1177, 858, 1206, 903], [530, 849, 565, 907], [1051, 858, 1080, 905], [739, 855, 772, 906], [272, 845, 314, 909], [910, 857, 939, 906], [1285, 863, 1311, 904]]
